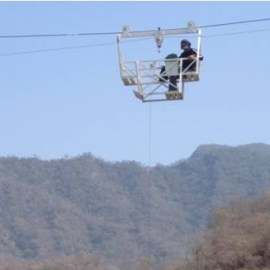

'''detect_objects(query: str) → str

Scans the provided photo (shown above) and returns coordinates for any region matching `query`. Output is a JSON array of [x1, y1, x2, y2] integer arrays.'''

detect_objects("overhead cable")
[[0, 41, 116, 57], [203, 27, 270, 38], [0, 17, 270, 39], [0, 38, 151, 57], [200, 17, 270, 29], [0, 32, 120, 39], [1, 26, 270, 57]]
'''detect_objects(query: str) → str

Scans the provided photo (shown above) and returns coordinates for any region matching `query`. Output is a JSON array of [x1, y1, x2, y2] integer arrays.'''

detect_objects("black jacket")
[[179, 48, 203, 71]]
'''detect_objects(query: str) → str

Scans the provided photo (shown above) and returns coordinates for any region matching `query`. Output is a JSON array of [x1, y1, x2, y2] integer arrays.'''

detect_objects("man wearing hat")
[[159, 39, 203, 91], [180, 39, 203, 72]]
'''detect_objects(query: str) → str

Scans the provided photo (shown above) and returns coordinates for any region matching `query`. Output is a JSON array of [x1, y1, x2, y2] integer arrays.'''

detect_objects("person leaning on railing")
[[179, 39, 204, 72], [159, 39, 204, 91]]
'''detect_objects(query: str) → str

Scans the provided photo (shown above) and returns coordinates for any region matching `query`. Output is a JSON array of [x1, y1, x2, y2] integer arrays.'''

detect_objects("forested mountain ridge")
[[0, 143, 270, 268]]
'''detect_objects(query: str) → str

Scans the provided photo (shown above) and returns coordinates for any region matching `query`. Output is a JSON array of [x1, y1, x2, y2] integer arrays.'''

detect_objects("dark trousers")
[[159, 66, 178, 91]]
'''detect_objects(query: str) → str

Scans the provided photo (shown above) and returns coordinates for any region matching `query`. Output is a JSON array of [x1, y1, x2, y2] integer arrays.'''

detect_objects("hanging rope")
[[147, 102, 152, 270]]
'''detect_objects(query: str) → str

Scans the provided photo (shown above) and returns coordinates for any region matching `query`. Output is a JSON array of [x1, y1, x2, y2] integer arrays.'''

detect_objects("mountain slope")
[[0, 144, 270, 267]]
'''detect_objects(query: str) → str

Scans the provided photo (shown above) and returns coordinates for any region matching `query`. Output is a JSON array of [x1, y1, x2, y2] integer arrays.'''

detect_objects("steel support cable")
[[0, 38, 151, 57], [1, 26, 270, 58], [200, 17, 270, 29], [0, 18, 270, 57], [0, 17, 270, 39]]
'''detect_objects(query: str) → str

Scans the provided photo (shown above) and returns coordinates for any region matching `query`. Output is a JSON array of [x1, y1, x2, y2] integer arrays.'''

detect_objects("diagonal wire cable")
[[0, 17, 270, 39], [0, 37, 151, 57], [0, 18, 270, 57], [0, 42, 116, 57], [203, 27, 270, 38]]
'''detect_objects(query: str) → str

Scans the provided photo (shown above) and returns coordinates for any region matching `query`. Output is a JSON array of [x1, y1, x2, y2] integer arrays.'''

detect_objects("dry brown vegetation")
[[162, 192, 270, 270], [0, 253, 112, 270]]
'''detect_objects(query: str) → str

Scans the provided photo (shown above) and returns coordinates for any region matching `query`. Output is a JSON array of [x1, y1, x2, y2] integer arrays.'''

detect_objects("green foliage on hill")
[[0, 144, 270, 269]]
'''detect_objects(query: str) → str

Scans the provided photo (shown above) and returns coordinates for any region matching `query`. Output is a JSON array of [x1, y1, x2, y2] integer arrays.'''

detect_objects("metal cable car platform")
[[117, 22, 202, 102]]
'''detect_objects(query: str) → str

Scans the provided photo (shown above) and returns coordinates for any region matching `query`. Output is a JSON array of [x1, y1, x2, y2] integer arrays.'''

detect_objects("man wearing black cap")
[[180, 39, 203, 72], [159, 39, 203, 91]]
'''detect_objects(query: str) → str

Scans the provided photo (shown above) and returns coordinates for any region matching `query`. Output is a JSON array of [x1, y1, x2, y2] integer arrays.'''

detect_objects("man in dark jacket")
[[179, 39, 203, 72], [160, 39, 203, 91], [170, 39, 203, 91]]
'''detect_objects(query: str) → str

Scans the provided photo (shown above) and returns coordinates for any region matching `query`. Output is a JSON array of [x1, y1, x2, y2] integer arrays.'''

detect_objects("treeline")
[[2, 192, 270, 270], [162, 192, 270, 270], [0, 253, 111, 270]]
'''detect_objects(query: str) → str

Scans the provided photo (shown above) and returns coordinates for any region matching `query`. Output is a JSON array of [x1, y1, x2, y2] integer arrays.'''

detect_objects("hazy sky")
[[1, 1, 270, 165]]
